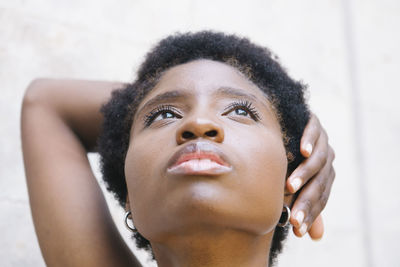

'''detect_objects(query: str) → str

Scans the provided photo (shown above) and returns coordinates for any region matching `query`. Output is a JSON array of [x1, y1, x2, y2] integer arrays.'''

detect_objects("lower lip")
[[167, 159, 232, 175]]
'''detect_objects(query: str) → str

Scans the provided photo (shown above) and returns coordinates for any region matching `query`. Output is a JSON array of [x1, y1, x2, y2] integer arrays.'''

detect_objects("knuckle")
[[330, 147, 336, 161], [317, 150, 328, 166], [322, 128, 328, 141], [316, 178, 326, 196], [309, 206, 320, 223], [302, 199, 313, 213], [309, 207, 322, 224], [319, 192, 329, 209], [301, 164, 311, 177], [331, 168, 336, 181], [311, 122, 319, 132]]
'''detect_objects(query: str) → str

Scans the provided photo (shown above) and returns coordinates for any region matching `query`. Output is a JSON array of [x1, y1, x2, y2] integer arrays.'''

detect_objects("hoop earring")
[[124, 211, 138, 232], [277, 204, 291, 227]]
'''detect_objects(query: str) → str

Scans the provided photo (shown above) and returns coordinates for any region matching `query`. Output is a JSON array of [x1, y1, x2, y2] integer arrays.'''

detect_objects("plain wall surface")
[[1, 0, 399, 266]]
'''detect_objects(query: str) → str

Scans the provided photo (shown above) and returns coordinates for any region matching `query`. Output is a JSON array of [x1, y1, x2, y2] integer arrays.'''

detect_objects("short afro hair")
[[98, 31, 310, 266]]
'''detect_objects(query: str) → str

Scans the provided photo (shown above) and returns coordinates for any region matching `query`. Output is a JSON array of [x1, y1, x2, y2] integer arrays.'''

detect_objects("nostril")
[[205, 130, 218, 137], [182, 131, 195, 139]]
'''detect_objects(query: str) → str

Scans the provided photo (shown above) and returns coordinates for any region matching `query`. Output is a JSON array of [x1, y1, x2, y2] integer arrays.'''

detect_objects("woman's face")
[[124, 59, 288, 242]]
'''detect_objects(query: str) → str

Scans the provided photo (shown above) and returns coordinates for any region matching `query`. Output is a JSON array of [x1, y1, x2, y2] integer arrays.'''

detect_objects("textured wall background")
[[1, 0, 399, 266]]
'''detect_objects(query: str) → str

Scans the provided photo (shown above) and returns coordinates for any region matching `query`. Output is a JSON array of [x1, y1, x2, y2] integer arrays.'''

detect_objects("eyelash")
[[143, 105, 182, 126], [143, 100, 260, 127], [224, 100, 261, 121]]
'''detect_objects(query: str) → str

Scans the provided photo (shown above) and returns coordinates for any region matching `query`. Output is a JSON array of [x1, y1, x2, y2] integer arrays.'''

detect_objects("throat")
[[151, 226, 274, 267]]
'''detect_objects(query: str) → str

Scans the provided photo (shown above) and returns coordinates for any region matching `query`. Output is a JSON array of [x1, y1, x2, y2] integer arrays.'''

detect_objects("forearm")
[[21, 79, 140, 267], [24, 78, 126, 151]]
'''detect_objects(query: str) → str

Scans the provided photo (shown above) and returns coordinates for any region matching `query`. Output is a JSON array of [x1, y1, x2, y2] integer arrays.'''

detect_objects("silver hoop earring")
[[277, 204, 291, 227], [124, 211, 138, 232]]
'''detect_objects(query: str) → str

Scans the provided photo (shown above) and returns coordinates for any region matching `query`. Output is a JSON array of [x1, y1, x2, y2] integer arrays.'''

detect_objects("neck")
[[151, 226, 273, 267]]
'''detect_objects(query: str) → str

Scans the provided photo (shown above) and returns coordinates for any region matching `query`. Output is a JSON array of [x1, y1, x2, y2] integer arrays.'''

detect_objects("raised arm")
[[21, 79, 142, 267]]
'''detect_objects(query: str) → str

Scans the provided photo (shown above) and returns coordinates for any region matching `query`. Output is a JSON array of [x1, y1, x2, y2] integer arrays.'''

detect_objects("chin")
[[149, 181, 279, 236]]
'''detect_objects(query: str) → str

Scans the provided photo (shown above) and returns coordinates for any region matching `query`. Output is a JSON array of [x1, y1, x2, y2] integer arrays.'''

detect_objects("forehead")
[[132, 59, 283, 135], [144, 59, 266, 100]]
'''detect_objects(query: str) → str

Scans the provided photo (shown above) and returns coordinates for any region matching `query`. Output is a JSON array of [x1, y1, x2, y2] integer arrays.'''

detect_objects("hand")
[[286, 114, 335, 240]]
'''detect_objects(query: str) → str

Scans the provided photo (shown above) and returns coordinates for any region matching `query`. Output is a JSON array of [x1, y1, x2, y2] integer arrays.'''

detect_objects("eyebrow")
[[215, 86, 259, 102], [217, 87, 271, 113], [137, 90, 186, 115]]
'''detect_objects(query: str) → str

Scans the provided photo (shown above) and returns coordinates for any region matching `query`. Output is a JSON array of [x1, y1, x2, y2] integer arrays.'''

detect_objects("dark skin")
[[21, 64, 335, 266], [126, 59, 290, 266]]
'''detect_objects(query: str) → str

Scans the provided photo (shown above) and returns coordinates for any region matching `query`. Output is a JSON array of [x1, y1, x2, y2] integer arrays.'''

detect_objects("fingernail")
[[299, 223, 308, 236], [305, 143, 313, 155], [291, 177, 302, 192], [295, 210, 305, 226]]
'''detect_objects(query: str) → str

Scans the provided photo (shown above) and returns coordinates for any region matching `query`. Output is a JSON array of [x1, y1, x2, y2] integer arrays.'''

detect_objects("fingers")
[[307, 214, 324, 240], [287, 113, 335, 239], [287, 128, 329, 193], [300, 113, 321, 158], [292, 214, 324, 240], [289, 149, 335, 236]]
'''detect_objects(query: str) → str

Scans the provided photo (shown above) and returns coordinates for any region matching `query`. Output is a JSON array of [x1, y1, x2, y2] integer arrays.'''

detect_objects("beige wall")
[[1, 0, 399, 266]]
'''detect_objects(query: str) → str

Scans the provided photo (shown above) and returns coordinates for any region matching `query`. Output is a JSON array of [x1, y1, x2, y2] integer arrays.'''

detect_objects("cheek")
[[124, 138, 154, 191], [124, 131, 175, 238], [226, 126, 288, 232], [125, 128, 170, 186], [228, 124, 287, 183], [124, 136, 162, 228]]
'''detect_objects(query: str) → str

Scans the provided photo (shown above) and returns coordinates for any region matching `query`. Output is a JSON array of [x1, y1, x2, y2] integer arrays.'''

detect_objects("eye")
[[233, 107, 249, 117], [153, 111, 177, 121], [144, 105, 182, 126], [223, 100, 260, 121]]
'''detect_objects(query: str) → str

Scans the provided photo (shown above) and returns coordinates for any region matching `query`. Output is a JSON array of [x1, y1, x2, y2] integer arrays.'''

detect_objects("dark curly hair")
[[98, 31, 310, 266]]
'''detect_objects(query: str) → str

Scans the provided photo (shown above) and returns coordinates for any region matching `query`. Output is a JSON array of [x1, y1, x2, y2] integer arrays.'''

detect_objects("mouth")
[[167, 141, 233, 176]]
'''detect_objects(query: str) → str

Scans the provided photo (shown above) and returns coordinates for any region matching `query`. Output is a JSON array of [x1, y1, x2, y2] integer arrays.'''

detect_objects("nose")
[[176, 118, 225, 145]]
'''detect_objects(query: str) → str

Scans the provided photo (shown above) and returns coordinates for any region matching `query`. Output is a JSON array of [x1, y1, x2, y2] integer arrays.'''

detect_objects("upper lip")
[[167, 141, 231, 169]]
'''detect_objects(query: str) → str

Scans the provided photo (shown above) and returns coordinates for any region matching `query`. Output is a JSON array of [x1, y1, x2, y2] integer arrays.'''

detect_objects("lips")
[[167, 141, 233, 175]]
